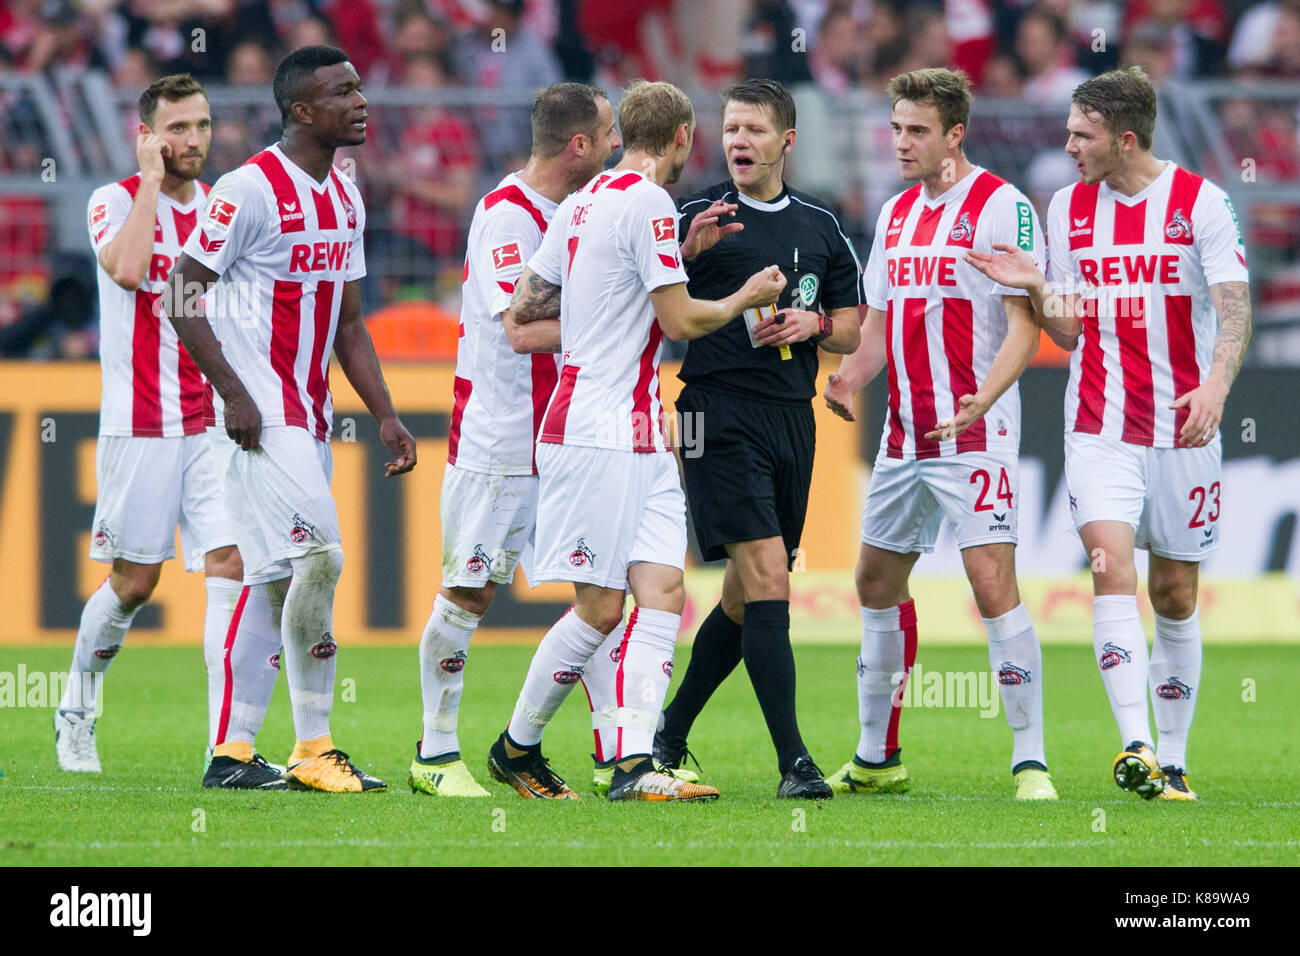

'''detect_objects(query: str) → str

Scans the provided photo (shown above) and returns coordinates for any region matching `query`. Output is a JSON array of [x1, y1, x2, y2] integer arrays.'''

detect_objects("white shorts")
[[221, 425, 339, 585], [860, 450, 1020, 554], [533, 443, 686, 589], [1064, 432, 1222, 561], [440, 463, 538, 588], [89, 433, 237, 572]]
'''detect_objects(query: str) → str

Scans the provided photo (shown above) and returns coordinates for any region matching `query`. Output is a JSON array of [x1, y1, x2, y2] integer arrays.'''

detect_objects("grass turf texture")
[[1, 644, 1296, 866]]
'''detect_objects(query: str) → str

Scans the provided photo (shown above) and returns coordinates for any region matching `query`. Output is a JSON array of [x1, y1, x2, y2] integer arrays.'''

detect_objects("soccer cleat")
[[285, 750, 387, 793], [778, 755, 834, 799], [409, 748, 490, 797], [606, 761, 720, 802], [487, 734, 579, 800], [203, 754, 288, 790], [1158, 766, 1199, 801], [1013, 767, 1059, 800], [54, 710, 101, 773], [650, 730, 701, 783], [825, 754, 910, 794], [1112, 741, 1164, 799], [592, 755, 615, 797]]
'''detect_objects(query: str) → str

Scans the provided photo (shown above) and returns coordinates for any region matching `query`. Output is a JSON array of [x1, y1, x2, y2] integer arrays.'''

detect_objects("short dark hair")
[[531, 83, 607, 159], [273, 45, 351, 124], [886, 67, 972, 137], [139, 73, 207, 127], [722, 78, 796, 132], [1071, 65, 1157, 150], [1020, 3, 1068, 45]]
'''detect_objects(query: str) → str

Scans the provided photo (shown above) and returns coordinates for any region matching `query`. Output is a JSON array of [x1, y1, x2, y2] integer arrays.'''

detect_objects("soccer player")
[[965, 66, 1251, 801], [488, 80, 787, 801], [57, 73, 284, 790], [166, 45, 417, 793], [408, 82, 622, 798], [652, 78, 862, 799], [822, 68, 1058, 800]]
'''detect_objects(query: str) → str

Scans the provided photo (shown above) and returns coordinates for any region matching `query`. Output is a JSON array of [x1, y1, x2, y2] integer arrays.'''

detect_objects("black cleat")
[[778, 754, 834, 799], [653, 729, 697, 772], [203, 754, 288, 790]]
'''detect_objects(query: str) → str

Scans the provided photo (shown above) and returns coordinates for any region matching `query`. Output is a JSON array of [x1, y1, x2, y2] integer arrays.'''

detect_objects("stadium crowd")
[[1, 0, 1298, 358]]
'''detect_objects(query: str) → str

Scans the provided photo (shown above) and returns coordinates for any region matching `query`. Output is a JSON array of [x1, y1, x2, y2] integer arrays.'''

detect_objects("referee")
[[655, 79, 862, 798]]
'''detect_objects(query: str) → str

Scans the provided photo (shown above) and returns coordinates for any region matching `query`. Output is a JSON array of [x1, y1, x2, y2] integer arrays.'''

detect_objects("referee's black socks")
[[741, 599, 808, 776], [661, 602, 744, 741]]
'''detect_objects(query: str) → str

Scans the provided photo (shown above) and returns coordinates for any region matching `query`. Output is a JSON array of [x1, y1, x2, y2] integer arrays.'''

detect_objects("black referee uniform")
[[658, 179, 861, 781]]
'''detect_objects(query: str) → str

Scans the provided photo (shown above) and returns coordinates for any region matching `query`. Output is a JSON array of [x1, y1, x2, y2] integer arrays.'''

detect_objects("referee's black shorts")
[[677, 383, 815, 566]]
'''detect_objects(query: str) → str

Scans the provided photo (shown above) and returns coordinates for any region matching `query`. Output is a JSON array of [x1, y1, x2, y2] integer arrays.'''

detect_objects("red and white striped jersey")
[[864, 167, 1044, 460], [1046, 162, 1248, 447], [181, 144, 366, 440], [530, 169, 688, 454], [89, 174, 212, 437], [447, 173, 560, 475]]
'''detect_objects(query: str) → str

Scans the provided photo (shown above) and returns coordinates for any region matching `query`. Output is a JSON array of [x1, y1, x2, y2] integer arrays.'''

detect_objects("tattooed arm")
[[1169, 280, 1252, 447], [503, 266, 562, 354]]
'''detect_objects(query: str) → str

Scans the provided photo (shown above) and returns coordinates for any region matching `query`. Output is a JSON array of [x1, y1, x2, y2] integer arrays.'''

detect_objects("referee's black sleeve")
[[818, 211, 863, 312]]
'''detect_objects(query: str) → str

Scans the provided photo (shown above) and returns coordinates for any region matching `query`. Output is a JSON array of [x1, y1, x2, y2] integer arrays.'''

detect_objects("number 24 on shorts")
[[970, 468, 1013, 512]]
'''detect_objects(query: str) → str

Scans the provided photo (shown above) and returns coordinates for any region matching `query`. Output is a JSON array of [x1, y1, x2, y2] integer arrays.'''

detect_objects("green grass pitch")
[[1, 644, 1296, 866]]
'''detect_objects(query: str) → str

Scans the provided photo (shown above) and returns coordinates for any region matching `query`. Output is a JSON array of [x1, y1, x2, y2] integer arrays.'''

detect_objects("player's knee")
[[1149, 576, 1197, 619], [205, 546, 243, 582], [112, 565, 161, 608], [442, 584, 495, 617], [855, 563, 899, 608], [720, 591, 745, 624], [291, 547, 344, 590]]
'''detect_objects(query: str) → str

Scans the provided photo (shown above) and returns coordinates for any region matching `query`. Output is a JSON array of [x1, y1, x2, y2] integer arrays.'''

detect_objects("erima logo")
[[280, 200, 304, 223], [1073, 217, 1089, 227], [1069, 215, 1092, 239], [49, 886, 151, 936], [891, 215, 905, 227]]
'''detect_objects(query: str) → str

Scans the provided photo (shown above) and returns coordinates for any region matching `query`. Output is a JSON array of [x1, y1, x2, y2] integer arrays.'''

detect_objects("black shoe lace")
[[793, 757, 824, 780], [528, 753, 568, 795]]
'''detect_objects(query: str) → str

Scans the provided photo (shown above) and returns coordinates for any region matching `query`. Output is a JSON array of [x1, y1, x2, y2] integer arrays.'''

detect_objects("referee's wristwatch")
[[811, 314, 833, 344]]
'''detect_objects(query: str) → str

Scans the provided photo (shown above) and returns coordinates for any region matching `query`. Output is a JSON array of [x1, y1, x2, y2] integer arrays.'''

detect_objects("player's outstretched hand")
[[1170, 380, 1228, 447], [754, 309, 819, 348], [224, 390, 263, 450], [964, 243, 1043, 291], [136, 131, 169, 183], [381, 415, 417, 476], [740, 264, 787, 310], [925, 392, 990, 442], [824, 372, 857, 422], [681, 199, 743, 260]]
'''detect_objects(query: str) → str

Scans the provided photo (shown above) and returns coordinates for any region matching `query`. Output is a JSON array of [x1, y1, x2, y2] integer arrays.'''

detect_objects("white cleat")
[[55, 709, 102, 772]]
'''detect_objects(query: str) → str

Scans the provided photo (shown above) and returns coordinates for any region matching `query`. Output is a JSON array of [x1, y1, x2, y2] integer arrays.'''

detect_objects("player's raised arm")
[[95, 134, 170, 291], [503, 265, 562, 353], [824, 305, 885, 422], [163, 253, 263, 450], [651, 265, 786, 341], [333, 279, 416, 475], [964, 243, 1082, 350], [1169, 280, 1251, 448]]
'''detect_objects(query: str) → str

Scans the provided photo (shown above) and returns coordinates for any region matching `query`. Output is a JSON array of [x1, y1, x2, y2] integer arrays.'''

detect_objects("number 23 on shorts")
[[1187, 481, 1221, 528], [970, 467, 1014, 513]]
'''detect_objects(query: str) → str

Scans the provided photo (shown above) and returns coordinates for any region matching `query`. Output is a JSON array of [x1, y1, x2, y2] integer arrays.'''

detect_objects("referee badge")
[[798, 273, 819, 307]]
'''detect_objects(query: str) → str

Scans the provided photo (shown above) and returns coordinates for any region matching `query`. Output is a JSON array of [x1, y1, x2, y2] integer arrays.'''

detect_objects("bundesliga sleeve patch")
[[89, 203, 107, 228], [651, 216, 679, 269], [205, 197, 238, 233], [491, 241, 524, 293], [1016, 201, 1034, 251]]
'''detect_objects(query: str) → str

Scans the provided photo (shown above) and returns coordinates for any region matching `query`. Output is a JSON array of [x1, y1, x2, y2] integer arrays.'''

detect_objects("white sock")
[[203, 577, 243, 747], [984, 602, 1046, 771], [59, 579, 139, 714], [506, 608, 608, 747], [1093, 594, 1152, 748], [219, 581, 285, 747], [856, 600, 917, 764], [614, 607, 680, 759], [282, 550, 343, 742], [418, 594, 481, 759], [1150, 610, 1202, 771], [580, 621, 625, 763]]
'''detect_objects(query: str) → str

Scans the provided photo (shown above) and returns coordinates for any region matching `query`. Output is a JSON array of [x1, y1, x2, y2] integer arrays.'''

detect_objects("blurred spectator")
[[286, 14, 335, 53], [1227, 0, 1300, 74], [1121, 0, 1227, 79], [121, 0, 237, 81], [454, 0, 561, 165], [1217, 97, 1300, 258], [1023, 147, 1076, 217], [0, 269, 97, 359], [1258, 3, 1300, 79], [899, 5, 951, 73], [1120, 19, 1174, 84], [387, 55, 479, 292], [809, 6, 862, 94], [369, 11, 455, 86], [577, 0, 677, 84], [981, 50, 1025, 96], [743, 0, 813, 86], [225, 39, 274, 87], [947, 0, 996, 85], [319, 0, 384, 78], [111, 45, 159, 89], [1015, 3, 1088, 102]]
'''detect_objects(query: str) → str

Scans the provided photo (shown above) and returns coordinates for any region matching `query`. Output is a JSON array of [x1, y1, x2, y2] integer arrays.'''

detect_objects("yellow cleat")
[[1013, 767, 1059, 800], [285, 749, 387, 793], [1112, 741, 1164, 799], [825, 756, 910, 794], [409, 749, 490, 797], [1158, 766, 1199, 801]]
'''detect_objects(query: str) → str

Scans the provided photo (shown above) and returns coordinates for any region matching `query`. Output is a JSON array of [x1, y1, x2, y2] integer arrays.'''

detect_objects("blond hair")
[[618, 80, 695, 155]]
